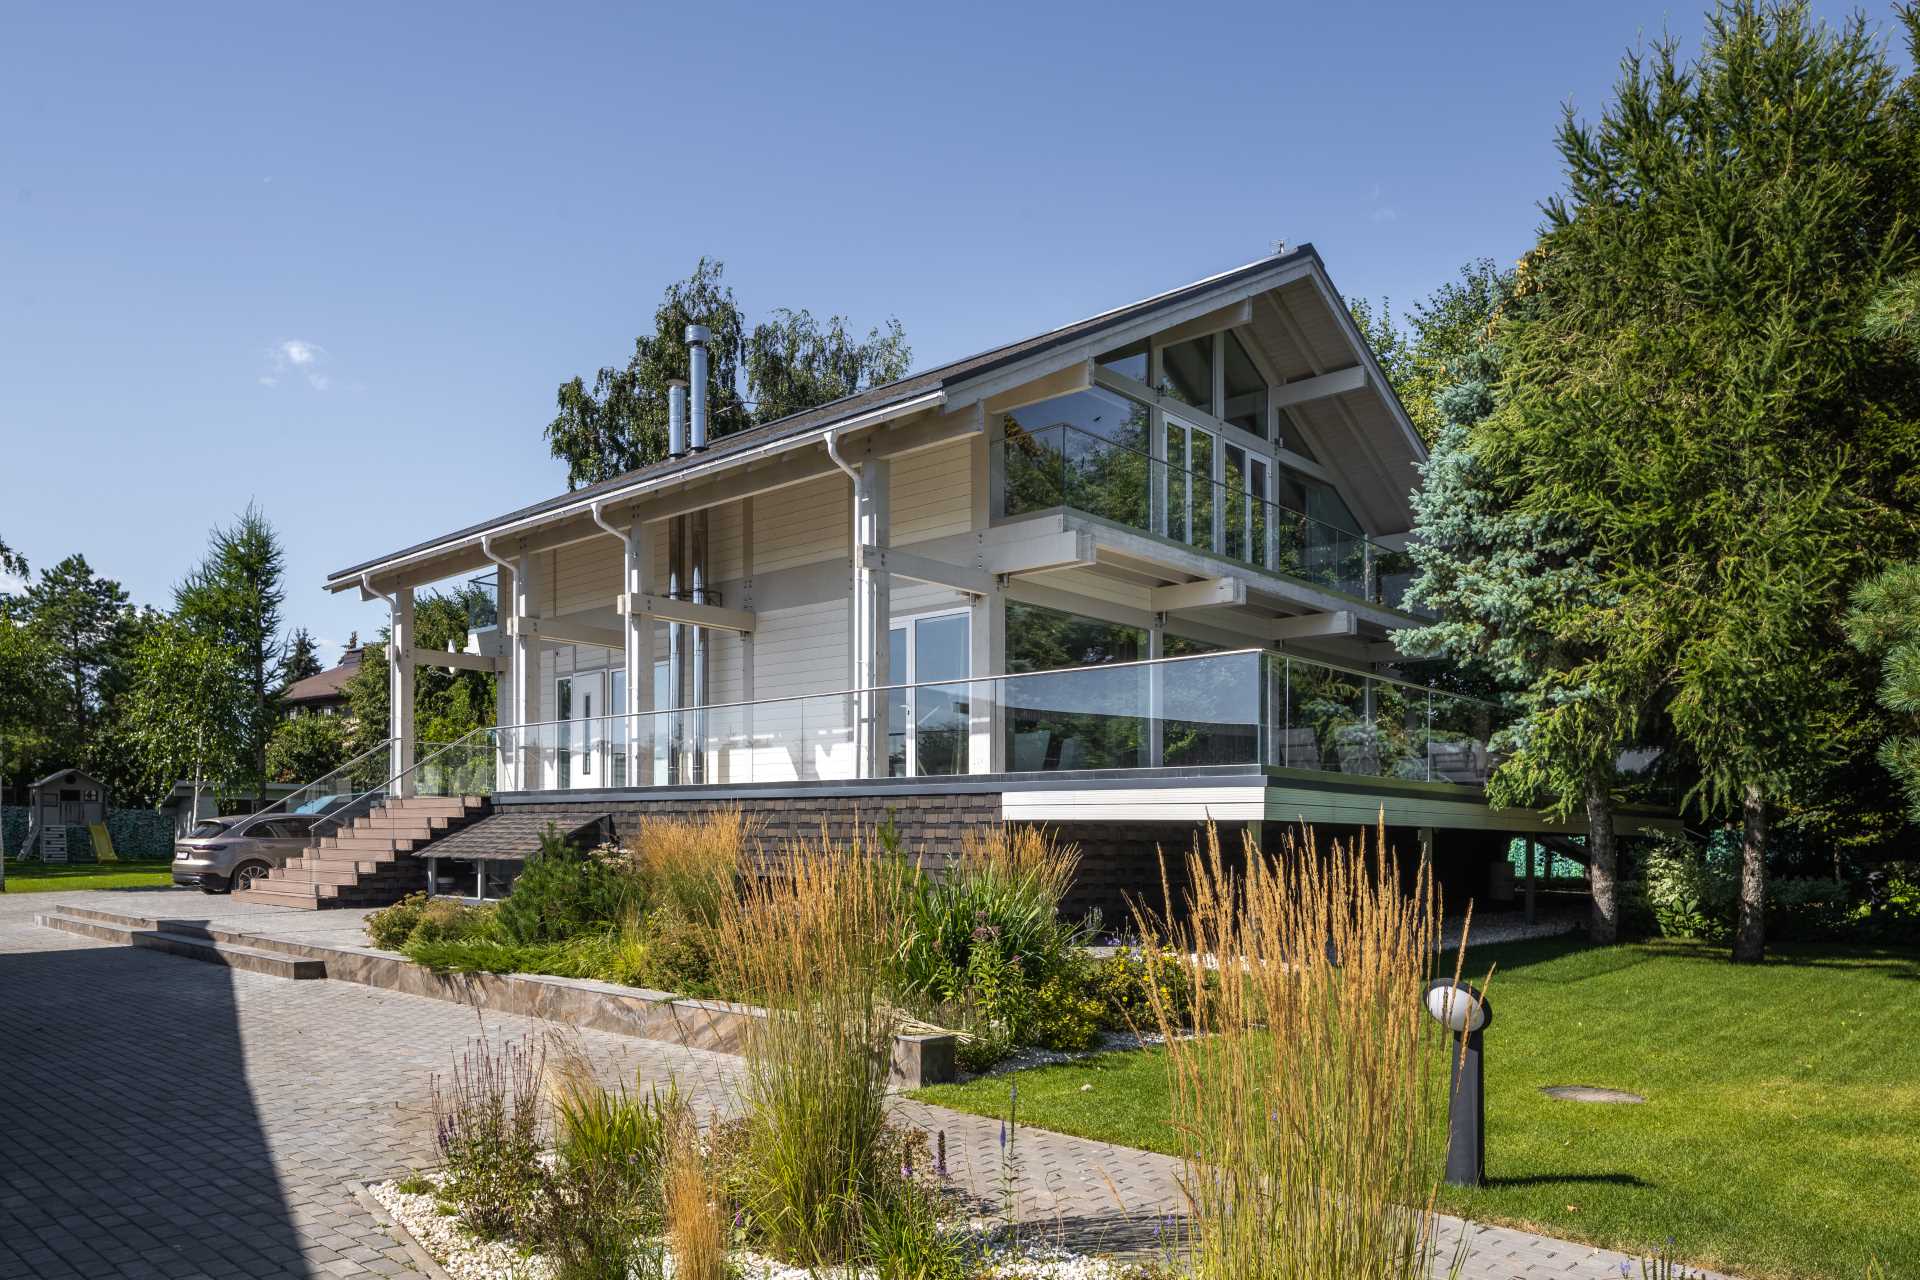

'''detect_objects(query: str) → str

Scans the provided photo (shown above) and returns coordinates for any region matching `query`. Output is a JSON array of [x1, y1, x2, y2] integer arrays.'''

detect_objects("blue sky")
[[0, 0, 1898, 657]]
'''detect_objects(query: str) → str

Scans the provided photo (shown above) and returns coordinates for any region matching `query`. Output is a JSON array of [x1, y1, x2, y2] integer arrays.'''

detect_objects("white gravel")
[[370, 1177, 1148, 1280]]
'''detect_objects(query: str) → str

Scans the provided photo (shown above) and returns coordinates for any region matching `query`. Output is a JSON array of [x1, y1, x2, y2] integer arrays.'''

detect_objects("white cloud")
[[1370, 207, 1399, 224], [261, 339, 333, 390]]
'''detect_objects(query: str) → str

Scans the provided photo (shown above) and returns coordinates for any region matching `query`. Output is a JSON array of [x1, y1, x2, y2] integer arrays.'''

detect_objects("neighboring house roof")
[[282, 648, 364, 705], [326, 244, 1423, 588], [28, 768, 108, 792]]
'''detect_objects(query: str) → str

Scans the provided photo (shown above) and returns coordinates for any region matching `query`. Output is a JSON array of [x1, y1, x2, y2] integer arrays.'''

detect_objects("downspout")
[[589, 500, 639, 785], [828, 427, 871, 775]]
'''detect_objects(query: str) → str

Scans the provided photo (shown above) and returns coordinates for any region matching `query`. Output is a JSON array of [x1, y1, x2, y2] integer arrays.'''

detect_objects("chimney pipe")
[[686, 324, 711, 452], [667, 379, 689, 459]]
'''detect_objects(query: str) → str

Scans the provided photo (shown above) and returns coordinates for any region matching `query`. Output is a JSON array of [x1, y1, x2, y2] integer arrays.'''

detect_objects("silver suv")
[[172, 814, 318, 893]]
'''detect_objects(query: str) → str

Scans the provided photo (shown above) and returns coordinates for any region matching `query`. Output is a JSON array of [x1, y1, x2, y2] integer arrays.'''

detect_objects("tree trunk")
[[1585, 772, 1619, 944], [1733, 783, 1768, 964]]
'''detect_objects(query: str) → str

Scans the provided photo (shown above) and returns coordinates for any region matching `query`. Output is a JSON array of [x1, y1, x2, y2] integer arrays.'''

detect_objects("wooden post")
[[1524, 837, 1538, 926], [851, 458, 891, 777], [390, 586, 415, 796]]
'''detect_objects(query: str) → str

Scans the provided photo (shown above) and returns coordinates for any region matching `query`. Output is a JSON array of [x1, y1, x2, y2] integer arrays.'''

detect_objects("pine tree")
[[1481, 1, 1920, 961], [176, 504, 287, 806]]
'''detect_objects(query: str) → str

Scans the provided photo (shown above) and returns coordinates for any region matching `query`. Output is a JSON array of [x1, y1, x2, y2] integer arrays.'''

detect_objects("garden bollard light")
[[1425, 979, 1493, 1187]]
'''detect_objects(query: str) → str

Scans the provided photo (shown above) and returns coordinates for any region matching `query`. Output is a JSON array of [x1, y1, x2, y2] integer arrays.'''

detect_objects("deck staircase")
[[233, 793, 492, 910]]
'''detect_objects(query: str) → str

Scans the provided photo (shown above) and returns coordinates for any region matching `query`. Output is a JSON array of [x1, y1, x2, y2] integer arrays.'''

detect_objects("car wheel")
[[231, 861, 270, 894]]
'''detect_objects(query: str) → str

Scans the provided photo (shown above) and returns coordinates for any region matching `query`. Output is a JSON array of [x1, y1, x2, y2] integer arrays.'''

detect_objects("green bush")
[[366, 892, 429, 951], [1084, 945, 1195, 1032], [1027, 971, 1105, 1052], [495, 828, 627, 944], [1641, 833, 1862, 943], [408, 898, 500, 945]]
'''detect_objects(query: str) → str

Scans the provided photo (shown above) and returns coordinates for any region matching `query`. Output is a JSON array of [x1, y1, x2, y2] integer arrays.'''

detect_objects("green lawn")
[[911, 937, 1920, 1280], [1, 860, 177, 893]]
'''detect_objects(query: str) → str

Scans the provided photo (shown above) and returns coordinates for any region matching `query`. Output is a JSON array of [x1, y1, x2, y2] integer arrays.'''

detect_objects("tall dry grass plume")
[[955, 823, 1081, 899], [663, 1116, 727, 1280], [1140, 821, 1464, 1280], [623, 808, 750, 926], [710, 832, 906, 1263]]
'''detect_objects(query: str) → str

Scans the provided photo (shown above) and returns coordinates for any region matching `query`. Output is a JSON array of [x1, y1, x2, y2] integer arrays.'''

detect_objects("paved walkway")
[[1, 885, 1699, 1280]]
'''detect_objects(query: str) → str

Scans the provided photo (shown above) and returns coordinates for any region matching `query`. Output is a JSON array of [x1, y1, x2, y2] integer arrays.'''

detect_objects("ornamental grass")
[[1141, 821, 1466, 1280], [709, 833, 908, 1265]]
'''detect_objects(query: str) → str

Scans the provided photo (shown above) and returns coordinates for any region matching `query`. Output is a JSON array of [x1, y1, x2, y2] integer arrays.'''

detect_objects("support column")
[[1524, 837, 1538, 926], [851, 458, 891, 777], [390, 586, 415, 796], [622, 521, 653, 787], [1147, 613, 1166, 769], [508, 548, 542, 791], [968, 581, 1005, 773]]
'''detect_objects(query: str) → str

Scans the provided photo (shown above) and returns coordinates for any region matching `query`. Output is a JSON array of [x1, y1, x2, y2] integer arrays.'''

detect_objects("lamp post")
[[1425, 979, 1493, 1187]]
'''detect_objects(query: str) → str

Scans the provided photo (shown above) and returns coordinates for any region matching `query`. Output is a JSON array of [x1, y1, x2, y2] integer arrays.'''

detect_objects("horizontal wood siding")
[[893, 439, 973, 543]]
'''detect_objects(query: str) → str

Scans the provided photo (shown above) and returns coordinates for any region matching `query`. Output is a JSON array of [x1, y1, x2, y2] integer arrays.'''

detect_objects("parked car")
[[172, 814, 318, 893]]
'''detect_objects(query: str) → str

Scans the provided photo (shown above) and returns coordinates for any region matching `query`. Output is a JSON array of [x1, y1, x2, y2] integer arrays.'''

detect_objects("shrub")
[[1084, 945, 1195, 1033], [857, 1160, 968, 1280], [895, 826, 1091, 1006], [495, 828, 627, 945], [1642, 834, 1861, 943], [430, 1035, 548, 1241], [408, 898, 500, 945], [636, 903, 716, 995], [1141, 823, 1454, 1280], [366, 892, 429, 951], [1026, 971, 1106, 1053]]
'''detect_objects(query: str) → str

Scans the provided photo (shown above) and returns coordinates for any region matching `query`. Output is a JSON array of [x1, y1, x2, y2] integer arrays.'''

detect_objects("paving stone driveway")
[[0, 886, 1701, 1280], [0, 886, 741, 1280]]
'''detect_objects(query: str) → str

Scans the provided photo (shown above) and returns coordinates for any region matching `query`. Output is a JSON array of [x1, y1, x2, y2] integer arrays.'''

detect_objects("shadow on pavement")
[[0, 941, 316, 1279]]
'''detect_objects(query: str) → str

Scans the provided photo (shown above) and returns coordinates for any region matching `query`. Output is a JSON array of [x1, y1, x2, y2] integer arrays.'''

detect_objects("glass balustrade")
[[997, 421, 1426, 613], [371, 650, 1500, 800]]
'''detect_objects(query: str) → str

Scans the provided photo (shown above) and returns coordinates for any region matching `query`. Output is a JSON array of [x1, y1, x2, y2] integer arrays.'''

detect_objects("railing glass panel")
[[997, 421, 1427, 614]]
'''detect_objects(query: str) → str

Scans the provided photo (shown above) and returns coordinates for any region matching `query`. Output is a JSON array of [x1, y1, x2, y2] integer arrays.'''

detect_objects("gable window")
[[1095, 339, 1149, 384], [1159, 335, 1214, 411], [1223, 331, 1267, 437]]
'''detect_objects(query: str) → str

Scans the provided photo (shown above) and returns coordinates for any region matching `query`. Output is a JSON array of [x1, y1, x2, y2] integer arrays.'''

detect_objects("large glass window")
[[1005, 603, 1150, 771], [1223, 331, 1267, 436], [1160, 335, 1214, 411], [1007, 602, 1146, 672], [1000, 387, 1152, 528], [1094, 339, 1148, 383], [887, 612, 970, 778]]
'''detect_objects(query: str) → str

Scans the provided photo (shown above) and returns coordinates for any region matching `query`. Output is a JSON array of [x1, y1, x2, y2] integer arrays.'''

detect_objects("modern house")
[[247, 248, 1667, 914]]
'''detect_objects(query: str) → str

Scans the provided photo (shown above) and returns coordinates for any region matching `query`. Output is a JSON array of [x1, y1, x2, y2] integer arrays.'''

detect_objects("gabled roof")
[[327, 244, 1422, 588], [281, 654, 360, 705]]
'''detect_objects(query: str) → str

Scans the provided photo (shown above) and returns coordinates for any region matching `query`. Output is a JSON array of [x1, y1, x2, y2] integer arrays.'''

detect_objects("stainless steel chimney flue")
[[686, 324, 711, 451], [667, 379, 689, 459]]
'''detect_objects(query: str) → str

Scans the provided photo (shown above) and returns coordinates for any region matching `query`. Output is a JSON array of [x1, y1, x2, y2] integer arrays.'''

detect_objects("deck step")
[[236, 794, 488, 909], [33, 912, 326, 979]]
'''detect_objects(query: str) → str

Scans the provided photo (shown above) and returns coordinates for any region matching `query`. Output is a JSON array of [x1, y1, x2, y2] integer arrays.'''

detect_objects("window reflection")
[[1160, 336, 1213, 410]]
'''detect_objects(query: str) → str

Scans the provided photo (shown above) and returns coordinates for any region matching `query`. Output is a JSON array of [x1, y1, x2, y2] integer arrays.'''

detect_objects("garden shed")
[[26, 768, 110, 862]]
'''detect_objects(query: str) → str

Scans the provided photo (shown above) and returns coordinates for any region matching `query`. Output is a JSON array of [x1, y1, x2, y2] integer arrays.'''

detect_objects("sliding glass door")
[[886, 611, 971, 778]]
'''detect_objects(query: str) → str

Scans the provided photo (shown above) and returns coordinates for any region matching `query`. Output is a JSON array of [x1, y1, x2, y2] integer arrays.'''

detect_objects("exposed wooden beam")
[[508, 616, 626, 649], [1148, 577, 1246, 612], [1151, 298, 1253, 348], [1270, 365, 1367, 407], [984, 529, 1095, 576], [419, 649, 503, 674], [1267, 611, 1358, 640], [621, 593, 754, 635], [859, 545, 995, 597], [981, 361, 1093, 417]]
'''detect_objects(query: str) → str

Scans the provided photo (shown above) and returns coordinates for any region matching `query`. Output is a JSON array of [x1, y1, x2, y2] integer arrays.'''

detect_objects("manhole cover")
[[1541, 1085, 1645, 1104]]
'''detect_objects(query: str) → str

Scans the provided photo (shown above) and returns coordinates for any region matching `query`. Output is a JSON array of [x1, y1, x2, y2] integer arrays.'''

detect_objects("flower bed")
[[365, 816, 1192, 1073], [369, 1171, 1149, 1280]]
